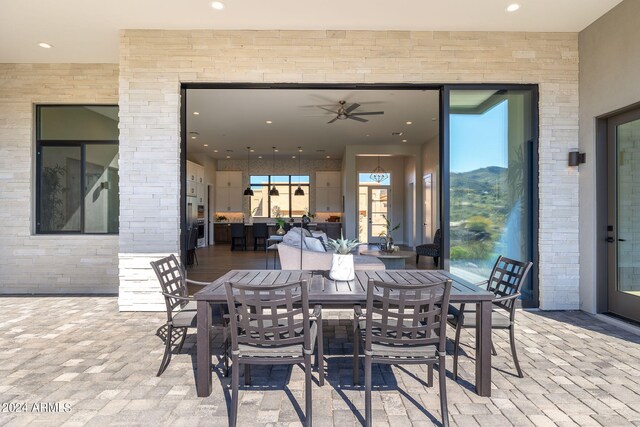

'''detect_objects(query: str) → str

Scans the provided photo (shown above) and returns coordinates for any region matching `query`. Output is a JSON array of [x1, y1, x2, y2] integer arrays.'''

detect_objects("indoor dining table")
[[195, 269, 495, 397]]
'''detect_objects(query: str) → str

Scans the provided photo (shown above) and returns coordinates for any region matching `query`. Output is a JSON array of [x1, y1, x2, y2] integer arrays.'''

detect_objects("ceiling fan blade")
[[348, 116, 368, 123], [327, 117, 338, 124], [317, 106, 338, 114], [345, 103, 361, 114], [350, 111, 385, 116]]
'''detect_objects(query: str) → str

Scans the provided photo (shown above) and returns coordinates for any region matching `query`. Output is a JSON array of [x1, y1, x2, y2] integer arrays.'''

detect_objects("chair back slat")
[[150, 255, 189, 319], [225, 280, 311, 352], [487, 256, 533, 313], [365, 279, 452, 353]]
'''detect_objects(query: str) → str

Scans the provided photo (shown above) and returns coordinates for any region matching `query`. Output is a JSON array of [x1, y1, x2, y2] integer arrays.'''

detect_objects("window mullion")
[[80, 144, 86, 233]]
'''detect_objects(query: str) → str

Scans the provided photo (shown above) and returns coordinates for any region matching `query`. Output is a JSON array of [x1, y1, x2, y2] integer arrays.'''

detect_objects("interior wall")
[[578, 0, 640, 314], [422, 134, 440, 241], [404, 156, 416, 247]]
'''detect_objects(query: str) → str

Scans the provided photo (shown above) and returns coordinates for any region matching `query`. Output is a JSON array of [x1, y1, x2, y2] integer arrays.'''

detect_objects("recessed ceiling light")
[[214, 150, 218, 153], [191, 136, 197, 140], [193, 111, 200, 115], [258, 156, 263, 159], [211, 1, 225, 10], [365, 134, 370, 137], [326, 155, 331, 159], [265, 120, 273, 124], [402, 139, 407, 143], [431, 117, 437, 121], [274, 149, 279, 152], [203, 144, 208, 147], [506, 3, 520, 12], [226, 155, 231, 159], [38, 42, 53, 49], [250, 149, 255, 152], [406, 121, 413, 125], [292, 156, 296, 159]]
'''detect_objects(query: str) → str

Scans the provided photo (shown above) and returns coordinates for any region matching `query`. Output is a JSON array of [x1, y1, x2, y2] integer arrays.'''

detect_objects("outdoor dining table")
[[195, 269, 495, 398]]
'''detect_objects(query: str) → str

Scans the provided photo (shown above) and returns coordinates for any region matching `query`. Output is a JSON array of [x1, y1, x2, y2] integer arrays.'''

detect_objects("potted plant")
[[379, 214, 400, 253], [327, 233, 360, 281]]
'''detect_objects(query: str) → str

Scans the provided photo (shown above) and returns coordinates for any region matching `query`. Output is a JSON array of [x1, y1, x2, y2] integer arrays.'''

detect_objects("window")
[[36, 105, 119, 234], [250, 175, 309, 217]]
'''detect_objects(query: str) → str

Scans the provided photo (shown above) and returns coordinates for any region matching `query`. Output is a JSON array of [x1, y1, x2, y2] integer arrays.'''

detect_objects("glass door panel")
[[446, 88, 536, 305], [607, 111, 640, 322], [368, 187, 390, 243]]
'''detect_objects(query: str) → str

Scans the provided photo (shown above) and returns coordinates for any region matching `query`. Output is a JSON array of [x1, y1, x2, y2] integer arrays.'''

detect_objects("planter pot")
[[276, 225, 286, 235], [329, 253, 355, 281]]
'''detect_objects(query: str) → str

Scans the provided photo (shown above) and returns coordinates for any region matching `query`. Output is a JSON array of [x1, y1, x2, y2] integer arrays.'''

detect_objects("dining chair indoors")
[[224, 279, 323, 427], [150, 254, 229, 376], [353, 279, 453, 427], [448, 255, 533, 379]]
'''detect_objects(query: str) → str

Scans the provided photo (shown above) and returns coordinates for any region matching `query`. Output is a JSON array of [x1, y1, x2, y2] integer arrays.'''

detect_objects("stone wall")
[[0, 64, 119, 294], [118, 30, 579, 310]]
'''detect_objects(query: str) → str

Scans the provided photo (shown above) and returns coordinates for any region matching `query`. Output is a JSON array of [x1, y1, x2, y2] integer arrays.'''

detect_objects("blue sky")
[[450, 100, 508, 173]]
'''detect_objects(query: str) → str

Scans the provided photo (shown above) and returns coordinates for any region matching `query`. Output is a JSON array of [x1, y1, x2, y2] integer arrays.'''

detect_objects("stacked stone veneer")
[[0, 64, 119, 294], [116, 30, 579, 310]]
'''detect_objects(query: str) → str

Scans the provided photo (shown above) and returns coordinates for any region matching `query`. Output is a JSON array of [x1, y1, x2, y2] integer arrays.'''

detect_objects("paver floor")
[[0, 297, 639, 426]]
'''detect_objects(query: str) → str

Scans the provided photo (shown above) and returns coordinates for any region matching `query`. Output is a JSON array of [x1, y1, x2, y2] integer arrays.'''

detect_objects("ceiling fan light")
[[269, 186, 279, 196], [294, 186, 305, 196]]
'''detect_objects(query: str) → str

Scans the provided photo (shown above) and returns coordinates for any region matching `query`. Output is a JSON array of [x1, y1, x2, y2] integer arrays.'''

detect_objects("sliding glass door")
[[443, 86, 538, 306]]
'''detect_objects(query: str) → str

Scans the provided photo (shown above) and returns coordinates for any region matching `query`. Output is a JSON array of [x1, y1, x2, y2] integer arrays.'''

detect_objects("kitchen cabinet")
[[215, 171, 243, 212], [196, 183, 205, 205], [187, 161, 205, 198], [214, 223, 231, 243], [315, 171, 342, 212]]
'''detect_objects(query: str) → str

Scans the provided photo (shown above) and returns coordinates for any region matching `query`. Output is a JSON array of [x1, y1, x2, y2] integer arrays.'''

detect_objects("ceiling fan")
[[320, 100, 384, 124]]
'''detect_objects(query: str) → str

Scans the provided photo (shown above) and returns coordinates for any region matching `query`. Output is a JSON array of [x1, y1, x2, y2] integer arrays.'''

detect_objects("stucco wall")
[[0, 63, 119, 294], [117, 29, 579, 311], [578, 0, 640, 314]]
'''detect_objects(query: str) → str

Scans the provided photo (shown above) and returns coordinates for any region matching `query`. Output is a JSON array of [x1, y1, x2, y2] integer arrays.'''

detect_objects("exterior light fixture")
[[269, 146, 279, 196], [506, 3, 520, 12], [38, 42, 53, 49], [211, 1, 225, 10], [370, 156, 388, 183], [568, 150, 586, 167], [294, 147, 305, 196], [243, 147, 254, 196]]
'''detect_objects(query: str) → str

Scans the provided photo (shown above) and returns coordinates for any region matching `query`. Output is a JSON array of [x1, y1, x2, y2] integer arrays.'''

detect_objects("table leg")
[[196, 300, 212, 397], [475, 300, 492, 397]]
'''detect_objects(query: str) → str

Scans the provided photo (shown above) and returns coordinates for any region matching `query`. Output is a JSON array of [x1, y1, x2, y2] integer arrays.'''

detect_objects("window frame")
[[35, 104, 119, 235], [249, 175, 310, 218]]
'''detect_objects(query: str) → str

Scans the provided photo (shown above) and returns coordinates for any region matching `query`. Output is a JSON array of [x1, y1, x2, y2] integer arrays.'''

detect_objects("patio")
[[1, 297, 639, 426]]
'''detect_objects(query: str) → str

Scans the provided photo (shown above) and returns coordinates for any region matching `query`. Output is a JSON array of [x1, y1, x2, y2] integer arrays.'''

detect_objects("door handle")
[[618, 238, 626, 242], [606, 237, 615, 243]]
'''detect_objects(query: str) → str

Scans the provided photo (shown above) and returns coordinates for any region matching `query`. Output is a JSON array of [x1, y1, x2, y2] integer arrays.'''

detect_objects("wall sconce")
[[568, 150, 586, 167]]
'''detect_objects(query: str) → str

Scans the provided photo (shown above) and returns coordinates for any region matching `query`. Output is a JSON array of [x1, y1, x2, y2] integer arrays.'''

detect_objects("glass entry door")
[[368, 187, 390, 243], [607, 110, 640, 322]]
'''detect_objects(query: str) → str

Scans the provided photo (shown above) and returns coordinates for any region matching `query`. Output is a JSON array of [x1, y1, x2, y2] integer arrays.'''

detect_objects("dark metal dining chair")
[[252, 222, 268, 251], [224, 280, 323, 427], [353, 279, 453, 427], [230, 223, 246, 251], [186, 227, 199, 266], [448, 255, 533, 379], [150, 254, 228, 376]]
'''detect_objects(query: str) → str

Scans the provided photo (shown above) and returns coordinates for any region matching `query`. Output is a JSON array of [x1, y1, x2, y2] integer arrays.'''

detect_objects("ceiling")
[[0, 0, 622, 63], [186, 89, 440, 160]]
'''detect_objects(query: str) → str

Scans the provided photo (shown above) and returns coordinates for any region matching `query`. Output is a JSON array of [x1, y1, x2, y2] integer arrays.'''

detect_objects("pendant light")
[[294, 146, 305, 196], [370, 156, 388, 183], [243, 146, 254, 196], [269, 146, 279, 196]]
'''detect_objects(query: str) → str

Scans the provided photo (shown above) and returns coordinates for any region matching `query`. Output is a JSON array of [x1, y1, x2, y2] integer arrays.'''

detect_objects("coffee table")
[[360, 249, 414, 269]]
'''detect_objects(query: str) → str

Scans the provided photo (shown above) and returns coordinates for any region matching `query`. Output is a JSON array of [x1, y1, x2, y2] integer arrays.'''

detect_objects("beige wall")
[[116, 29, 579, 310], [0, 64, 119, 293], [578, 0, 640, 313]]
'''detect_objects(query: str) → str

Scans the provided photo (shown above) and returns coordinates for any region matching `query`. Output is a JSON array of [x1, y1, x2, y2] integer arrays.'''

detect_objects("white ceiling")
[[186, 89, 440, 159], [0, 0, 622, 63]]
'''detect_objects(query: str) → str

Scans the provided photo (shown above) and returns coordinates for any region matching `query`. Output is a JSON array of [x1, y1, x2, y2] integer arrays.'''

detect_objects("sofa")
[[276, 228, 385, 271]]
